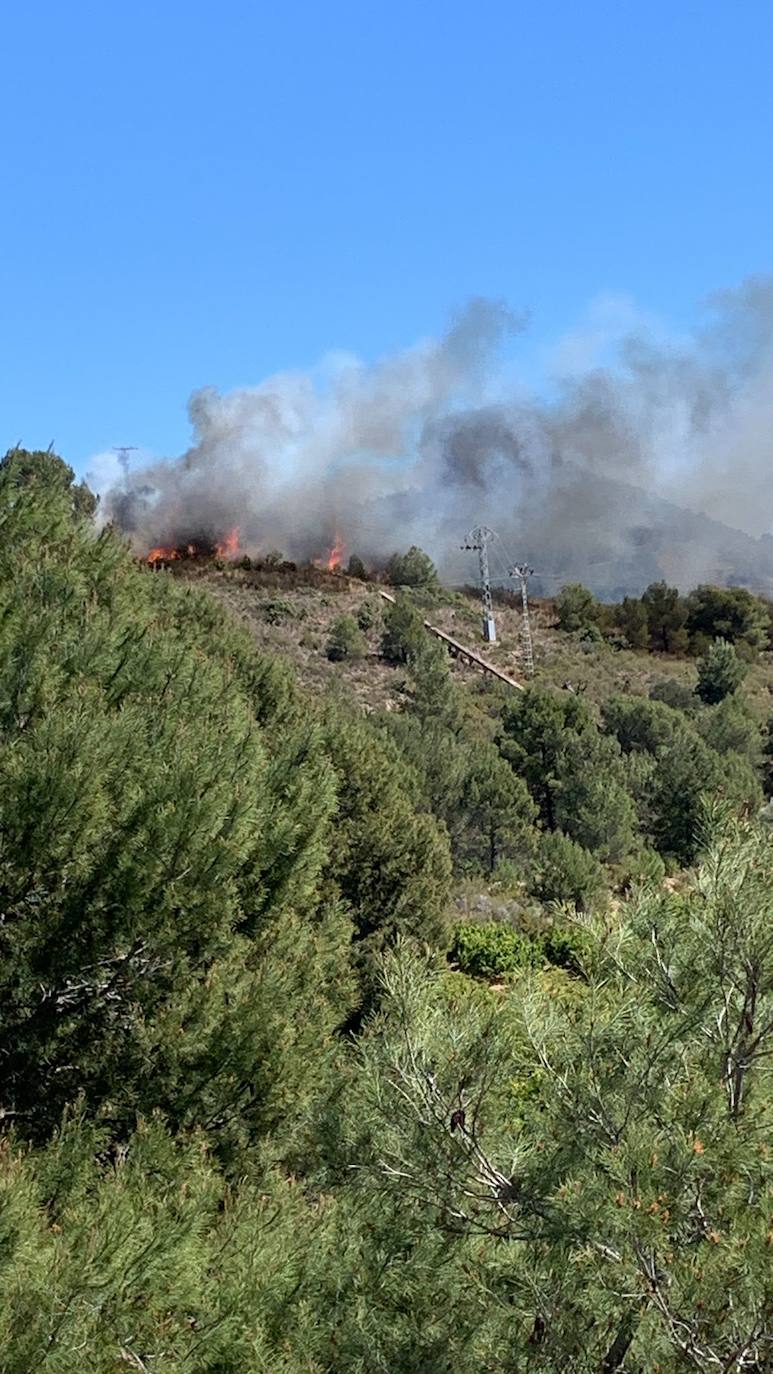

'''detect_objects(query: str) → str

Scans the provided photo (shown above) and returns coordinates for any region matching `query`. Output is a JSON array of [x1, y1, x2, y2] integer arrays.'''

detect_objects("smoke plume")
[[101, 279, 773, 597]]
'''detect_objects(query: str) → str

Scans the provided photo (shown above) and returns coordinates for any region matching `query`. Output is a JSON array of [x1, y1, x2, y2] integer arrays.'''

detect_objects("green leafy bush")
[[450, 922, 541, 979], [451, 919, 590, 981], [326, 614, 367, 661]]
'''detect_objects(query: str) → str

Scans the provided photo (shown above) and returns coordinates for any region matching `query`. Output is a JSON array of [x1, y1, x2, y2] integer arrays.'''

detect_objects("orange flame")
[[325, 532, 346, 571], [215, 527, 240, 559], [147, 545, 180, 563], [145, 527, 240, 564]]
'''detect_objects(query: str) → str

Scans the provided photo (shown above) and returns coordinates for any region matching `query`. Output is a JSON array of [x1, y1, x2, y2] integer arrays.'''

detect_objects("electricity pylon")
[[461, 526, 497, 642], [113, 445, 137, 478], [510, 562, 535, 677]]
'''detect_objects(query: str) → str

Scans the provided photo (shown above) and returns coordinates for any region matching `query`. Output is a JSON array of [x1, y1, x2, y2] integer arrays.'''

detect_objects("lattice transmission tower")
[[113, 445, 137, 477], [461, 525, 497, 642], [510, 562, 535, 677]]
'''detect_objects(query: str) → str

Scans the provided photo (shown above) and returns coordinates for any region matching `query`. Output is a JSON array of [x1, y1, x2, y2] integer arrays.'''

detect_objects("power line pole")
[[510, 563, 535, 677], [461, 525, 497, 643], [113, 445, 137, 479]]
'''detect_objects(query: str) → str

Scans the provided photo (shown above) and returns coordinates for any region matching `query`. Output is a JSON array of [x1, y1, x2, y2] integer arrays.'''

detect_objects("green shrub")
[[326, 615, 367, 662], [531, 830, 606, 909], [385, 546, 439, 589], [450, 922, 541, 979], [347, 554, 368, 580], [541, 925, 591, 977], [262, 597, 296, 624], [649, 678, 697, 713], [450, 919, 590, 981], [555, 583, 598, 634], [357, 596, 381, 632], [696, 638, 747, 704]]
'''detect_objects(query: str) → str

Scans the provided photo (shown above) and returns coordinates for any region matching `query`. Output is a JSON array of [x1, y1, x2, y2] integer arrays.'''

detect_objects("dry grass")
[[163, 562, 773, 720]]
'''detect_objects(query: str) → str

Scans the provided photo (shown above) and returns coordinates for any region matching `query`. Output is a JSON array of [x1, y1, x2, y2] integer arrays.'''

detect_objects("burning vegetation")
[[146, 527, 241, 565], [146, 525, 351, 575], [315, 533, 346, 572]]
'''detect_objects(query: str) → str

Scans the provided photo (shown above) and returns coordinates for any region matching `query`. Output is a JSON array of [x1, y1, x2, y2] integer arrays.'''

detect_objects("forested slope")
[[0, 451, 770, 1372]]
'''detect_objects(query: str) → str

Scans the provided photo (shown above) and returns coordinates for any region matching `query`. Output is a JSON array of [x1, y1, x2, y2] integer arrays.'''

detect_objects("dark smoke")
[[99, 280, 773, 596]]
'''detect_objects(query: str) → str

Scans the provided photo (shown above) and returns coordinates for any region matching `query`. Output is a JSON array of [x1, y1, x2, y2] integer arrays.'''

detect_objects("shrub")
[[450, 919, 591, 981], [385, 546, 439, 589], [450, 922, 541, 979], [380, 595, 427, 665], [541, 925, 591, 977], [326, 615, 367, 662], [262, 597, 296, 624], [531, 831, 606, 910], [649, 678, 697, 713], [555, 583, 598, 634], [696, 638, 747, 704], [357, 596, 381, 632], [347, 554, 368, 580]]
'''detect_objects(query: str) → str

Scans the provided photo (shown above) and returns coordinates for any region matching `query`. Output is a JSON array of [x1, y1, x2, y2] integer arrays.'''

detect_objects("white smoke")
[[102, 279, 773, 595]]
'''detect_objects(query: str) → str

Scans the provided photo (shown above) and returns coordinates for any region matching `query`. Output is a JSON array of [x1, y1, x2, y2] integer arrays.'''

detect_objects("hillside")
[[168, 557, 773, 720], [0, 451, 771, 1373]]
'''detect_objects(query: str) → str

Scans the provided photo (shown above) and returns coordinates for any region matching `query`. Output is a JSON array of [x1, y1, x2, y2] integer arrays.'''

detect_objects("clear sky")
[[3, 0, 773, 476]]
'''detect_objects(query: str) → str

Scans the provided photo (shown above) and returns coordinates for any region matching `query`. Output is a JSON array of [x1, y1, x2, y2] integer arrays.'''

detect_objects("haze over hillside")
[[100, 278, 773, 597]]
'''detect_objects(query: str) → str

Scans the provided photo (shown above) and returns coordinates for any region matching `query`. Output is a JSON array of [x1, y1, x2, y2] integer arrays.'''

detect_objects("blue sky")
[[3, 0, 773, 479]]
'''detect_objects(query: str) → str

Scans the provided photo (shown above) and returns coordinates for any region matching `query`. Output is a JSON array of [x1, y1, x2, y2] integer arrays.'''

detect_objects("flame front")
[[325, 533, 346, 571], [147, 544, 181, 563], [146, 527, 240, 563], [215, 527, 240, 558]]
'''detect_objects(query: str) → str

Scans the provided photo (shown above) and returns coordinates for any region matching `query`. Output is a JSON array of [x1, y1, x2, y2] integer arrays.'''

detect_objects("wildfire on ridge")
[[317, 532, 346, 572], [146, 527, 240, 564], [215, 527, 240, 559]]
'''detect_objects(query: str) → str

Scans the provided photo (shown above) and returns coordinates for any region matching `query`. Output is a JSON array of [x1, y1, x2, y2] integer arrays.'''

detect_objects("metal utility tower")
[[510, 563, 535, 677], [113, 445, 137, 477], [461, 525, 497, 642]]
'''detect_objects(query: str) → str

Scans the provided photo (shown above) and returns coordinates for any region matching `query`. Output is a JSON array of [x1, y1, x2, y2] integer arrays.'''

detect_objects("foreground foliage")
[[0, 452, 771, 1370]]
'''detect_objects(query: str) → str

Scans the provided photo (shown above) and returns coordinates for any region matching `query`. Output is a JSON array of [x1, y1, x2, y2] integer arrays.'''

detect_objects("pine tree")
[[532, 829, 606, 907], [696, 637, 747, 704], [602, 694, 737, 863], [385, 545, 439, 589], [457, 743, 538, 875], [555, 582, 598, 634], [326, 613, 367, 660], [500, 687, 635, 862], [641, 580, 689, 653], [380, 593, 427, 664], [618, 594, 648, 649], [320, 706, 452, 996], [407, 635, 461, 728], [686, 583, 769, 655], [349, 818, 773, 1371]]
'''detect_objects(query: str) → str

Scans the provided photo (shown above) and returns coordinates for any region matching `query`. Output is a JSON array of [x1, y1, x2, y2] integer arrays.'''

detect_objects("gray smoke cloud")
[[102, 279, 773, 597]]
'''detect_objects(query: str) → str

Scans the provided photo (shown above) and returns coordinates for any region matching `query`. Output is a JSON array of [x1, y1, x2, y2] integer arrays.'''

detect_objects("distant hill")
[[431, 462, 773, 600]]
